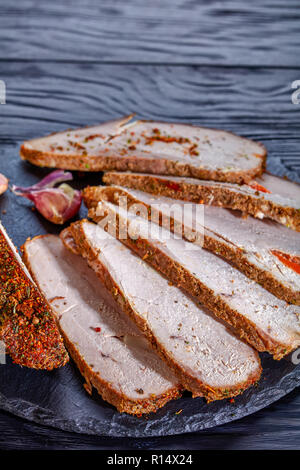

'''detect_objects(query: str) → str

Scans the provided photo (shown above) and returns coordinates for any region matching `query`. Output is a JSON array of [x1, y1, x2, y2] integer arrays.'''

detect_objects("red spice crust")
[[83, 185, 300, 306], [0, 231, 68, 369], [102, 172, 299, 232], [67, 220, 262, 402], [20, 123, 266, 185], [23, 234, 182, 415]]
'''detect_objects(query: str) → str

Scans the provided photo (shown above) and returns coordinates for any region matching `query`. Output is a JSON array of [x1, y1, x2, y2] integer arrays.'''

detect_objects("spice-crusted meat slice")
[[102, 172, 300, 231], [0, 223, 68, 369], [67, 219, 261, 402], [89, 199, 300, 359], [83, 185, 300, 305], [20, 117, 266, 184]]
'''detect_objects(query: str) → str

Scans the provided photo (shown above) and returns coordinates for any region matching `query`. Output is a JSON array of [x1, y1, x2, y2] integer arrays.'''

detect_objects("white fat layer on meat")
[[81, 221, 260, 389], [24, 235, 179, 400], [96, 201, 300, 351], [109, 186, 300, 294]]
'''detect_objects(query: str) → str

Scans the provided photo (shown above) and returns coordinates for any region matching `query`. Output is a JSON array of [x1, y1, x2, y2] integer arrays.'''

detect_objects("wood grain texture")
[[0, 0, 299, 66], [0, 62, 299, 175], [0, 60, 299, 445]]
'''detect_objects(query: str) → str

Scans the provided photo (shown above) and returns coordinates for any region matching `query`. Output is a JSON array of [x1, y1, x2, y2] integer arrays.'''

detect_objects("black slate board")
[[0, 145, 299, 437]]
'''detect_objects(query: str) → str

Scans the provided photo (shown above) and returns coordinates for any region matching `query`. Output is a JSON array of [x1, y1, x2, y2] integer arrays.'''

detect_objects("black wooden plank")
[[0, 387, 300, 449], [0, 0, 299, 66]]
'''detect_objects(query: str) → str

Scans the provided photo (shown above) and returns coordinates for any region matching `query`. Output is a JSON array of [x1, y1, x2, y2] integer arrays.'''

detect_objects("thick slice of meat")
[[67, 219, 261, 402], [102, 172, 300, 231], [0, 222, 68, 369], [23, 234, 182, 415], [20, 116, 266, 184], [83, 185, 300, 305], [89, 199, 300, 359]]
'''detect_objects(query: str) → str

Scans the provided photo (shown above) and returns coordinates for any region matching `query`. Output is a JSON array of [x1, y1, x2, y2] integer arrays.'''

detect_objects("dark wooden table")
[[0, 0, 299, 450]]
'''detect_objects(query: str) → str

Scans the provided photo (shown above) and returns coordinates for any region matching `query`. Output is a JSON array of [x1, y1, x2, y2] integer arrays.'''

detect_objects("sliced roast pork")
[[20, 116, 266, 184], [66, 219, 262, 401], [23, 234, 182, 415], [83, 185, 300, 305], [89, 199, 300, 359], [0, 223, 68, 369], [102, 172, 300, 231]]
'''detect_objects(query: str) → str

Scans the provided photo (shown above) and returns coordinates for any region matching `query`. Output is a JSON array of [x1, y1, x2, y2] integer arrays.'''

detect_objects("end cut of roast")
[[0, 222, 68, 369]]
